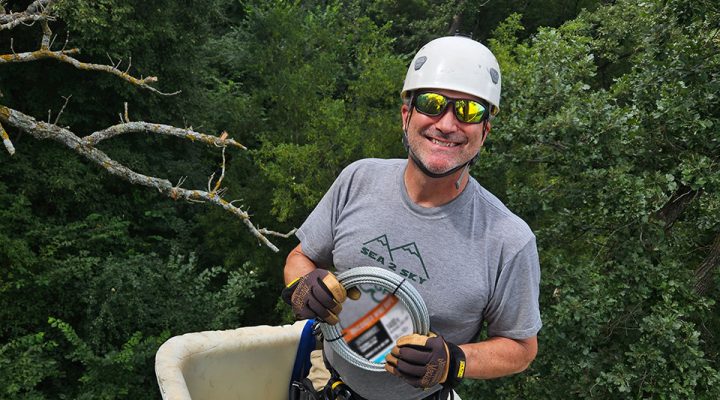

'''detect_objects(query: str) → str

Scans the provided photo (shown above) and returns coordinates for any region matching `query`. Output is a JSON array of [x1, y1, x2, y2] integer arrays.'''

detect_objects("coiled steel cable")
[[318, 266, 430, 372]]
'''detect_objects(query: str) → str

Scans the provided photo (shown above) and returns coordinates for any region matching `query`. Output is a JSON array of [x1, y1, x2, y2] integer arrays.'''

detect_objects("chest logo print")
[[360, 234, 430, 284]]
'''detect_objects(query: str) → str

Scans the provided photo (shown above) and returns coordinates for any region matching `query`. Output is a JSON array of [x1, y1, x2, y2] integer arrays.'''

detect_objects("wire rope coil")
[[318, 266, 430, 372]]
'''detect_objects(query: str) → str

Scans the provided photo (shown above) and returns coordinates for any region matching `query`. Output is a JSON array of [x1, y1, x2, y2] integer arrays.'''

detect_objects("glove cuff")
[[443, 342, 466, 389], [281, 277, 300, 306]]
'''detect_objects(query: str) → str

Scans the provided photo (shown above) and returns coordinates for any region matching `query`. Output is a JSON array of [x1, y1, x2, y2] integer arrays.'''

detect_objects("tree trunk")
[[695, 232, 720, 296]]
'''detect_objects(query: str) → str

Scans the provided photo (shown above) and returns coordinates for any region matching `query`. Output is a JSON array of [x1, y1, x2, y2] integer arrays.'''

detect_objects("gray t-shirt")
[[297, 158, 542, 400]]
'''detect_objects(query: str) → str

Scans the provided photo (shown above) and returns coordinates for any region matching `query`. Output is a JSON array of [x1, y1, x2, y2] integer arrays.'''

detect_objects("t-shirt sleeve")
[[484, 236, 542, 339], [295, 165, 354, 266]]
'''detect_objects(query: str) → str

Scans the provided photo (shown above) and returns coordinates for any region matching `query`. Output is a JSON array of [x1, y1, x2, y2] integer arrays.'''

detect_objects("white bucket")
[[155, 321, 307, 400]]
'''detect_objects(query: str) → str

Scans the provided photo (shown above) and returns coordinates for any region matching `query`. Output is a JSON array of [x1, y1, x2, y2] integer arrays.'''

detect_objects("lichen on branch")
[[0, 0, 293, 252], [0, 105, 292, 252]]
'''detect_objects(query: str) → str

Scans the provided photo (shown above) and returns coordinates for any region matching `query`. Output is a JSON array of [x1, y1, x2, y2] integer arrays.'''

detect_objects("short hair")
[[401, 91, 413, 106]]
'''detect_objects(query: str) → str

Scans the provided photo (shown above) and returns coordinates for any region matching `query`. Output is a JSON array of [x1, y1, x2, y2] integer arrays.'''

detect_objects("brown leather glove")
[[385, 333, 466, 389], [281, 269, 347, 325]]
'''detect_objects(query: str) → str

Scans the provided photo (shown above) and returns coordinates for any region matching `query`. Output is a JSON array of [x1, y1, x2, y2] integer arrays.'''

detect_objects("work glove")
[[281, 269, 347, 325], [384, 333, 466, 389]]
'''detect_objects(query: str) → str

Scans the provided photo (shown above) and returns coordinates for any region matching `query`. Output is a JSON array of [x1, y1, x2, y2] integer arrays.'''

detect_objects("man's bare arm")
[[460, 335, 538, 379], [284, 243, 321, 285]]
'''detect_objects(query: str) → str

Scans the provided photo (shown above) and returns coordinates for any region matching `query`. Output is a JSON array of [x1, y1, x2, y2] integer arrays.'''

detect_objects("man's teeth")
[[430, 138, 457, 147]]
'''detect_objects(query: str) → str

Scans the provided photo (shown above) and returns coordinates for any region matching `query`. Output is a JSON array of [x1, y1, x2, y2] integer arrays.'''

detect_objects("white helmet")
[[402, 36, 501, 116]]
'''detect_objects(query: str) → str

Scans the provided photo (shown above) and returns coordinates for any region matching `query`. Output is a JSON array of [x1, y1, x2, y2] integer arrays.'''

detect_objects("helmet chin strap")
[[402, 131, 470, 179], [403, 101, 485, 190], [454, 159, 473, 190]]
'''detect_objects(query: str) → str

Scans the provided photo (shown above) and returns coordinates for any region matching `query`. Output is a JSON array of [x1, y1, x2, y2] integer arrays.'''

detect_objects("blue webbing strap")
[[290, 319, 316, 386]]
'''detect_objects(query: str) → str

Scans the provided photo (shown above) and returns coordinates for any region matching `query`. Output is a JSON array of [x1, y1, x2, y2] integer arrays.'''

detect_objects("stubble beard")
[[407, 127, 473, 176]]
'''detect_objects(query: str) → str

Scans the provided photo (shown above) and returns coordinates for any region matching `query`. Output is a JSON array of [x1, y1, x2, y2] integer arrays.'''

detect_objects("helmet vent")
[[414, 56, 427, 71], [489, 68, 500, 84]]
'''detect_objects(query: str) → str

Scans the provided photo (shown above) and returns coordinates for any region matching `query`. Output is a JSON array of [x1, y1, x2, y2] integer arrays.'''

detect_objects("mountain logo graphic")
[[362, 234, 429, 280]]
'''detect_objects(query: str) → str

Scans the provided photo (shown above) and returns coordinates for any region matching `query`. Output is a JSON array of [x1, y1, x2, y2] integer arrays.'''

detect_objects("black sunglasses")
[[413, 92, 489, 124]]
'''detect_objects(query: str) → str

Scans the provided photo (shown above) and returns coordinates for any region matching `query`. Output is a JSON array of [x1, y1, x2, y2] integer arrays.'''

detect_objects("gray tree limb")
[[0, 0, 53, 31], [0, 105, 292, 252], [1, 0, 294, 251]]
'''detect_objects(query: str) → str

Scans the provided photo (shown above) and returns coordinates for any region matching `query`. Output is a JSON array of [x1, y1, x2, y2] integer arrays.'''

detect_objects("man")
[[282, 36, 542, 400]]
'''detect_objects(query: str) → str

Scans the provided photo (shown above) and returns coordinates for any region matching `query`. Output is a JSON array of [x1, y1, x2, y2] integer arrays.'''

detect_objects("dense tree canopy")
[[1, 0, 718, 398], [467, 1, 720, 397]]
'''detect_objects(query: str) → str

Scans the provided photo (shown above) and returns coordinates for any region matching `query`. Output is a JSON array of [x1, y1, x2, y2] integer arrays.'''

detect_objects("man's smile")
[[429, 137, 460, 147], [424, 133, 465, 149]]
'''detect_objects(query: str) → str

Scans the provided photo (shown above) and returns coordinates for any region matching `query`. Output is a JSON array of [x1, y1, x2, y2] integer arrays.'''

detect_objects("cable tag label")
[[341, 293, 413, 363]]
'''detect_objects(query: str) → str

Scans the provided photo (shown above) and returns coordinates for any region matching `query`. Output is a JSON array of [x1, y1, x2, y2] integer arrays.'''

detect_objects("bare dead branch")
[[0, 0, 53, 31], [0, 46, 77, 61], [0, 0, 295, 251], [60, 26, 69, 51], [209, 146, 228, 193], [27, 0, 52, 14], [1, 5, 178, 96], [0, 105, 283, 251], [0, 120, 14, 155], [258, 227, 298, 238], [175, 176, 188, 188], [51, 94, 71, 125], [40, 19, 51, 49], [0, 47, 180, 96], [83, 121, 247, 150], [0, 13, 46, 30]]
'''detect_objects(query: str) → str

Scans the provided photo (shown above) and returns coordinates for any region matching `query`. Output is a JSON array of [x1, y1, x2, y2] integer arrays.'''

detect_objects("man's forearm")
[[284, 243, 320, 285], [459, 336, 537, 379]]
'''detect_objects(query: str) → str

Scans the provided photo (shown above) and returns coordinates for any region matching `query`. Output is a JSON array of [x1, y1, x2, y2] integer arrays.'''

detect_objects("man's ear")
[[481, 121, 492, 145], [401, 104, 410, 131]]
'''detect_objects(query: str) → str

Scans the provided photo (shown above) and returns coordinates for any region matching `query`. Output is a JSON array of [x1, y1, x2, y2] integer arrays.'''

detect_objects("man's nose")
[[434, 105, 460, 133]]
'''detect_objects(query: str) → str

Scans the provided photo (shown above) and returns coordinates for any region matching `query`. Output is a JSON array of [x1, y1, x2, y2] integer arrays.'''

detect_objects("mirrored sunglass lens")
[[454, 100, 485, 123], [416, 93, 447, 115]]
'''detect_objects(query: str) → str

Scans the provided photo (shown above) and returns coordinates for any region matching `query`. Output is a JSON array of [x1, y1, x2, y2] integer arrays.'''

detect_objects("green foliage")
[[2, 0, 718, 398], [0, 150, 264, 397], [0, 333, 59, 400], [350, 0, 460, 52], [466, 0, 720, 398], [81, 252, 264, 350], [426, 0, 605, 43], [203, 0, 407, 222], [48, 317, 169, 400], [0, 211, 263, 397]]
